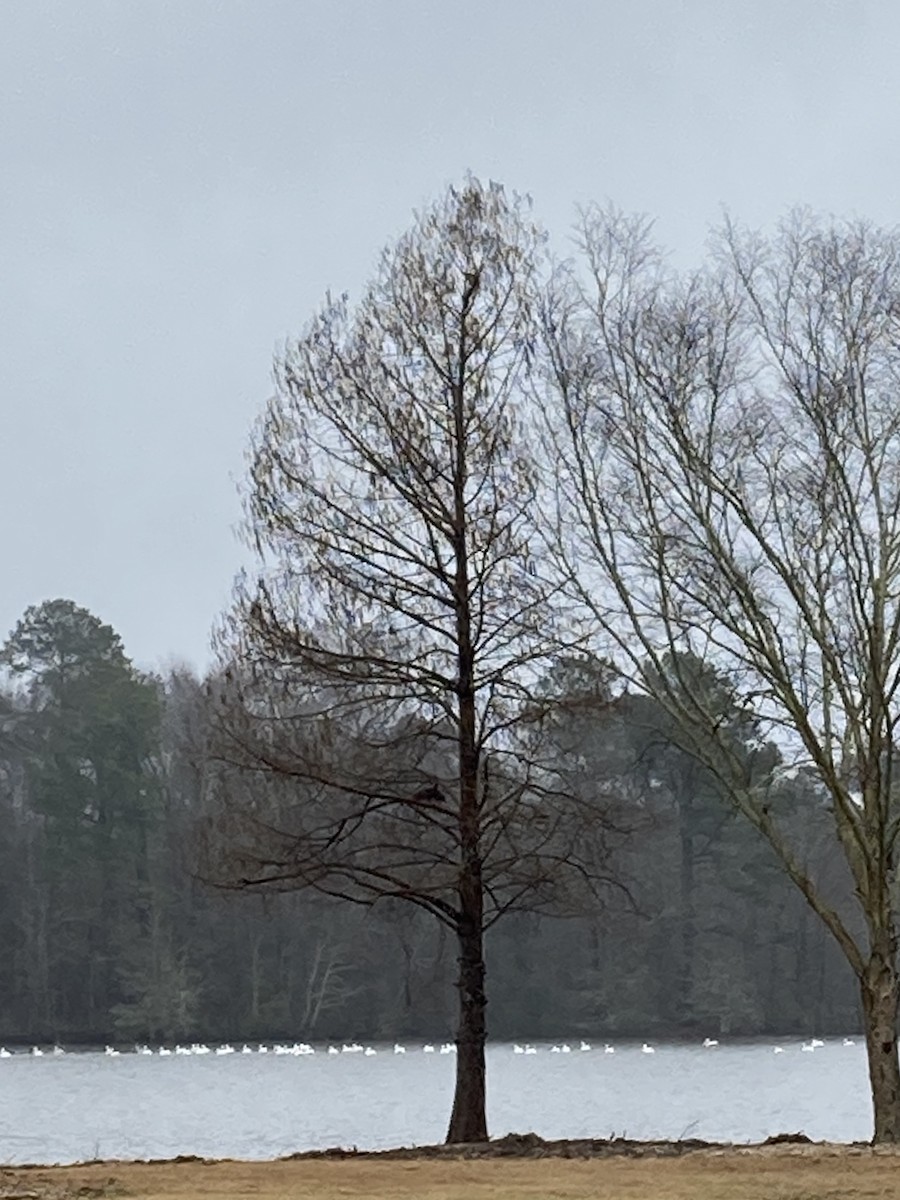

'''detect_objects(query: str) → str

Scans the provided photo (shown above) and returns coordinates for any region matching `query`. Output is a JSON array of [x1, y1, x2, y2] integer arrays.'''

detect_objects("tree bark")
[[678, 794, 696, 1025], [445, 309, 488, 1146], [446, 910, 487, 1143], [860, 944, 900, 1144], [445, 687, 488, 1143]]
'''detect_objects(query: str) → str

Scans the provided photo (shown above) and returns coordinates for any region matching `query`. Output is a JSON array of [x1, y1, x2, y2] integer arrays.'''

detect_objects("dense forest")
[[0, 597, 859, 1047]]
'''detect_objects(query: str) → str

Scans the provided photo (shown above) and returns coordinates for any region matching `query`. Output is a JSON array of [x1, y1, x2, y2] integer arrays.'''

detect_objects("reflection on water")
[[0, 1040, 872, 1164]]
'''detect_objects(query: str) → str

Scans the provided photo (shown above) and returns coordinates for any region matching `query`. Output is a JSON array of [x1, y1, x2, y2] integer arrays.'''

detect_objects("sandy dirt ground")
[[6, 1144, 900, 1200]]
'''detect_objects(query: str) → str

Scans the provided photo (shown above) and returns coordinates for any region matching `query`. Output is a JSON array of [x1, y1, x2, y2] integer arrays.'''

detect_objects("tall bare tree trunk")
[[249, 930, 262, 1025], [860, 936, 900, 1144], [445, 303, 488, 1145], [678, 797, 696, 1025], [447, 907, 487, 1143], [445, 628, 488, 1142]]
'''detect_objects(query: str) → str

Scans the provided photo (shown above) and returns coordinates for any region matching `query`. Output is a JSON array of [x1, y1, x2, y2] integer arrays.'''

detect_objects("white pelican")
[[773, 1046, 784, 1054], [158, 1047, 172, 1057], [393, 1044, 406, 1054], [513, 1044, 525, 1054], [580, 1041, 591, 1052], [604, 1044, 615, 1054], [0, 1048, 11, 1058], [843, 1037, 856, 1047], [702, 1038, 719, 1048], [104, 1046, 120, 1057], [423, 1044, 435, 1053], [641, 1043, 655, 1054], [364, 1046, 376, 1056], [327, 1046, 340, 1055], [31, 1047, 44, 1057], [524, 1045, 537, 1054]]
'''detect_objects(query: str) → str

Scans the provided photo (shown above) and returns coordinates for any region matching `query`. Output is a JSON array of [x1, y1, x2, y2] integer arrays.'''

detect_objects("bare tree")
[[299, 932, 360, 1033], [209, 180, 612, 1143], [543, 207, 900, 1141]]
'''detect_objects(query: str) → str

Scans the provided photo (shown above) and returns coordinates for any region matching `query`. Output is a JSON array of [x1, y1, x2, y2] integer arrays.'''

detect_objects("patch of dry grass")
[[6, 1147, 900, 1200]]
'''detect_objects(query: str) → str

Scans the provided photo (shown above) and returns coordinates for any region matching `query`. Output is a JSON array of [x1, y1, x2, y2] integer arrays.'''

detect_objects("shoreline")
[[6, 1139, 900, 1200], [8, 1130, 893, 1169]]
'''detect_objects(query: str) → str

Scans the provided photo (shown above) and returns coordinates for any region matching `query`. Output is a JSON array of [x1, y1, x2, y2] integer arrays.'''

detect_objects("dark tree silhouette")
[[208, 179, 612, 1143]]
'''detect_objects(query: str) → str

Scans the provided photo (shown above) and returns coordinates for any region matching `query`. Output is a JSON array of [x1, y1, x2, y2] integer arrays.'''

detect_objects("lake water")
[[0, 1039, 874, 1164]]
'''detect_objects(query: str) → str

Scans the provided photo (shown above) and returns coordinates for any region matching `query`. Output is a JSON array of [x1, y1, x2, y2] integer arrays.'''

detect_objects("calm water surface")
[[0, 1040, 873, 1164]]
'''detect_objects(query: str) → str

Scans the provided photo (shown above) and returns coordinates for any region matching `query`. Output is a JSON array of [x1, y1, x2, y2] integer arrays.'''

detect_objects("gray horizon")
[[3, 0, 898, 673]]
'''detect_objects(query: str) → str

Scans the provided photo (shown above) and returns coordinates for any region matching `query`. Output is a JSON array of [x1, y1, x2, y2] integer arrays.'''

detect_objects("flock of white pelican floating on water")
[[0, 1036, 857, 1058]]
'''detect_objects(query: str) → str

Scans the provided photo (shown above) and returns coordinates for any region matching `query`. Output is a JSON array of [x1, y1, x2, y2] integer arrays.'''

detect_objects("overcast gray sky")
[[3, 0, 898, 672]]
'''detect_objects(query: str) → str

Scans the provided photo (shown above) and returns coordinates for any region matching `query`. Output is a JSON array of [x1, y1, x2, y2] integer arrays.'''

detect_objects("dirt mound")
[[287, 1131, 728, 1161]]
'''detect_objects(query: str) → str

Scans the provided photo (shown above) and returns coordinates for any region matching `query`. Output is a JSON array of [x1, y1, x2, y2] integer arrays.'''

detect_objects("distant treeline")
[[0, 599, 858, 1045]]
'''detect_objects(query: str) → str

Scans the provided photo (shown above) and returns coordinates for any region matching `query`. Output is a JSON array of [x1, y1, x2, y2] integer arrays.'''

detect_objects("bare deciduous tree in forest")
[[544, 208, 900, 1141], [208, 180, 613, 1143]]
